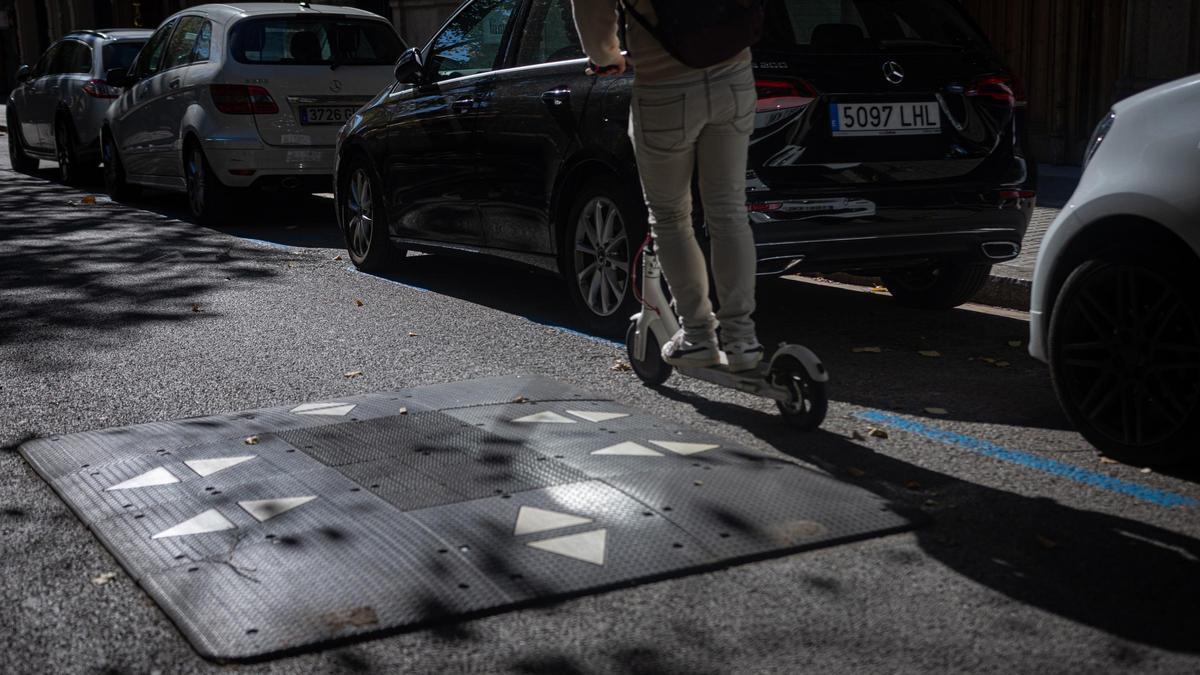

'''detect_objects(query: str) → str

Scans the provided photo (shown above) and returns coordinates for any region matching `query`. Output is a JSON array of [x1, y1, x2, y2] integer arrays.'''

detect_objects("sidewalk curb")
[[810, 270, 1032, 312]]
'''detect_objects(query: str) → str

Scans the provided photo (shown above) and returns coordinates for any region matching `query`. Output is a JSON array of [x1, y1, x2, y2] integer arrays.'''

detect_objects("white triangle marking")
[[591, 441, 663, 457], [151, 509, 236, 539], [566, 410, 630, 423], [238, 496, 317, 522], [513, 506, 593, 536], [291, 402, 357, 416], [527, 529, 607, 566], [105, 467, 180, 491], [184, 456, 256, 477], [649, 440, 720, 456], [513, 411, 576, 424]]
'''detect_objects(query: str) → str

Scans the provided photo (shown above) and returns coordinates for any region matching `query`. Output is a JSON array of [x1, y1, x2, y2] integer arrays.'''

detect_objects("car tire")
[[882, 261, 991, 309], [339, 155, 403, 273], [563, 174, 646, 336], [185, 140, 235, 225], [102, 129, 139, 201], [55, 115, 93, 186], [6, 109, 39, 173], [1048, 257, 1200, 467]]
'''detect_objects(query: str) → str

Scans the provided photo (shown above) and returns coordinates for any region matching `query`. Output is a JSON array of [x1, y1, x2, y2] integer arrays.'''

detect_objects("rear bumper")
[[746, 197, 1033, 275], [202, 138, 335, 189]]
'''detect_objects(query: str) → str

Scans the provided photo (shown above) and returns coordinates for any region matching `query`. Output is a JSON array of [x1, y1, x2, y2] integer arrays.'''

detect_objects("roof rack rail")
[[66, 29, 111, 40]]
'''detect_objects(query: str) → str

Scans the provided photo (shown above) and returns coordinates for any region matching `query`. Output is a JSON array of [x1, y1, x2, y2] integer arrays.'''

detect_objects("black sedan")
[[335, 0, 1036, 333]]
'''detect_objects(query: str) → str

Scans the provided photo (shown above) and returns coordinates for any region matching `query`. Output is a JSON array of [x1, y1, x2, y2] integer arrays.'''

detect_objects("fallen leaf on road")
[[852, 346, 883, 353], [244, 436, 260, 445], [82, 195, 97, 205], [868, 427, 889, 439], [851, 430, 866, 441], [1036, 535, 1058, 550], [846, 467, 866, 477], [1008, 340, 1023, 348], [344, 370, 364, 379], [904, 480, 922, 491], [190, 303, 203, 313], [333, 255, 343, 261], [611, 360, 632, 372], [91, 572, 117, 586], [355, 299, 364, 307], [979, 357, 997, 364], [1099, 456, 1119, 465], [924, 407, 949, 415], [407, 332, 418, 337], [398, 407, 408, 415], [994, 361, 1012, 368], [869, 285, 888, 294], [1140, 467, 1153, 474], [511, 396, 528, 403], [918, 350, 942, 358], [923, 499, 940, 507]]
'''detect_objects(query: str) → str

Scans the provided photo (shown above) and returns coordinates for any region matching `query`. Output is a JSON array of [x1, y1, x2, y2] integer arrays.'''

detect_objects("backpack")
[[621, 0, 766, 69]]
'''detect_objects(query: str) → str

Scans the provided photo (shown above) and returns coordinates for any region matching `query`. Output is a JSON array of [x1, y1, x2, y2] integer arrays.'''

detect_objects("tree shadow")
[[652, 388, 1200, 653]]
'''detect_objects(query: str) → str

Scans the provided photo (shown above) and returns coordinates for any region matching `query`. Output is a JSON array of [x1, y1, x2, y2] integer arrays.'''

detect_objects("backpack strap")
[[619, 0, 670, 49]]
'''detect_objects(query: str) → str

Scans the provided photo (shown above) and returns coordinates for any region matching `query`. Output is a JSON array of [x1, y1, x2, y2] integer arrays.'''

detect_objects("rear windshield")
[[761, 0, 989, 52], [230, 16, 403, 66], [103, 41, 147, 71]]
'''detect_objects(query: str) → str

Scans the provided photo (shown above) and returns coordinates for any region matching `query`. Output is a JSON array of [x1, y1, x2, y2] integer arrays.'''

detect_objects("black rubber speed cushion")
[[20, 375, 918, 661]]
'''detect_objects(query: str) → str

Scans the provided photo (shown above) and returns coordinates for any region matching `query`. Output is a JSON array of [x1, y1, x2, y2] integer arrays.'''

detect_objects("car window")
[[52, 41, 93, 74], [132, 19, 177, 78], [102, 41, 147, 72], [760, 0, 987, 52], [428, 0, 519, 80], [192, 22, 213, 62], [163, 16, 206, 70], [516, 0, 585, 66], [31, 44, 61, 78], [230, 17, 402, 66]]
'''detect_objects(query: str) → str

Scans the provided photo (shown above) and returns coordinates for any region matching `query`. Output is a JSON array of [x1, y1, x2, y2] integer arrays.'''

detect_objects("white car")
[[1029, 73, 1200, 466], [101, 3, 404, 223]]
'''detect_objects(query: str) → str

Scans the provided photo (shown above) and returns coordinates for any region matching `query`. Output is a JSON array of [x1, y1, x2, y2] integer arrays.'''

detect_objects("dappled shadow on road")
[[652, 390, 1200, 655], [0, 164, 285, 370]]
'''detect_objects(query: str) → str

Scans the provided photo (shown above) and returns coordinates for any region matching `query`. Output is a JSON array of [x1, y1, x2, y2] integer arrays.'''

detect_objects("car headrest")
[[810, 23, 865, 49], [290, 31, 322, 62]]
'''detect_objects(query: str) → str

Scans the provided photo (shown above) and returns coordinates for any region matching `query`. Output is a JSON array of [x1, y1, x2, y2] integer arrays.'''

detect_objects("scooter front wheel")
[[626, 322, 673, 386], [771, 355, 828, 430]]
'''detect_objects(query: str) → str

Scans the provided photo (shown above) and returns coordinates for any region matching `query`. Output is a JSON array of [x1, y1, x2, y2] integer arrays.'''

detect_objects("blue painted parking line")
[[241, 237, 299, 252], [857, 411, 1197, 508], [534, 322, 624, 350]]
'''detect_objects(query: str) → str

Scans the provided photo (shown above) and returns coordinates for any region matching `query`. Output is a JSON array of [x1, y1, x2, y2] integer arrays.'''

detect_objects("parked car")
[[101, 3, 404, 223], [6, 29, 152, 185], [1030, 73, 1200, 467], [334, 0, 1036, 333]]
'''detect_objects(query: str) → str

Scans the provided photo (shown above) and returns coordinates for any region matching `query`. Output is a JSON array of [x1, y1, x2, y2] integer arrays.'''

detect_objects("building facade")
[[4, 1, 1199, 165]]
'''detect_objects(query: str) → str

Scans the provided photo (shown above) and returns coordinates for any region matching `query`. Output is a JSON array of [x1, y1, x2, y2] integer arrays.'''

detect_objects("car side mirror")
[[393, 48, 424, 85], [15, 65, 30, 82], [105, 67, 130, 88]]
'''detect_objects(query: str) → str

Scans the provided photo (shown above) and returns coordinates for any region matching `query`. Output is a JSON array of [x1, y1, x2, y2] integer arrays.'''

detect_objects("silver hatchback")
[[6, 29, 151, 185]]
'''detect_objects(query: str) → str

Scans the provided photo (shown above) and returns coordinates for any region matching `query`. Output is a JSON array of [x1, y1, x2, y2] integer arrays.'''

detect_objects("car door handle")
[[541, 88, 571, 107], [451, 96, 475, 115], [169, 78, 181, 90]]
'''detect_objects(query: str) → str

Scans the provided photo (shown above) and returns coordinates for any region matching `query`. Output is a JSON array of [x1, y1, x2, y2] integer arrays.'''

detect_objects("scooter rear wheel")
[[626, 322, 673, 386], [771, 355, 828, 430]]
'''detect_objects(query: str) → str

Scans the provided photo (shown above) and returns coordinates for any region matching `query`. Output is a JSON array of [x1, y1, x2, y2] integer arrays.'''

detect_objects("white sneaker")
[[723, 337, 765, 372], [661, 330, 722, 368]]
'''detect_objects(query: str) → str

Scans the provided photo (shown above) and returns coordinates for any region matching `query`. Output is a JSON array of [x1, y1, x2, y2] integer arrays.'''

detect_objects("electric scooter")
[[625, 236, 830, 430]]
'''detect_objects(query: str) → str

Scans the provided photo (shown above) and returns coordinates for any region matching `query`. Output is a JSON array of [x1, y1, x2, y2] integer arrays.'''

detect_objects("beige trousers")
[[629, 62, 758, 343]]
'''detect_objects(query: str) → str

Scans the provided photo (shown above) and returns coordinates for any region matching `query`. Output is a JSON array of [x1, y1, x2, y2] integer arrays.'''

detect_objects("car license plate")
[[830, 102, 941, 137], [299, 105, 358, 125]]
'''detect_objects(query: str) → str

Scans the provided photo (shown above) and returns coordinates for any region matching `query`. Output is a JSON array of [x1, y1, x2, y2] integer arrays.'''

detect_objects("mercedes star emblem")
[[329, 79, 343, 93], [883, 61, 905, 85]]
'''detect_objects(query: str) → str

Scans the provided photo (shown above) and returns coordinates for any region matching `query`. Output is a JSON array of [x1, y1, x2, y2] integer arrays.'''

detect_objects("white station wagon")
[[101, 2, 404, 223]]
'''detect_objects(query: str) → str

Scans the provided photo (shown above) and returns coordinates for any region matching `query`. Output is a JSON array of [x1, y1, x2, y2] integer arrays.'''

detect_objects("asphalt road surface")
[[2, 136, 1198, 674]]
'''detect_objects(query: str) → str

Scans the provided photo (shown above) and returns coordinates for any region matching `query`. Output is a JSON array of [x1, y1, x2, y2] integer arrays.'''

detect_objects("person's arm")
[[571, 0, 624, 69]]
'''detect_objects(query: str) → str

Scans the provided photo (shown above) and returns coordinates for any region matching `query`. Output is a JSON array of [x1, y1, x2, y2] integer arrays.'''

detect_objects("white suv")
[[101, 3, 404, 223], [1030, 73, 1200, 467]]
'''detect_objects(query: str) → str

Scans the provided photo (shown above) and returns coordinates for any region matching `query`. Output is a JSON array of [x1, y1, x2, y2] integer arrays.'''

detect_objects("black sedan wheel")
[[565, 175, 644, 336], [7, 110, 39, 173], [1049, 259, 1200, 466], [340, 156, 403, 273], [882, 261, 991, 309], [185, 142, 233, 224], [102, 130, 138, 201]]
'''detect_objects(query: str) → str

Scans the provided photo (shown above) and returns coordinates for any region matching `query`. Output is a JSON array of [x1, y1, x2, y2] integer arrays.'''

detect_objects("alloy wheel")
[[345, 168, 374, 260], [573, 196, 630, 318], [186, 146, 206, 216], [1057, 264, 1200, 447]]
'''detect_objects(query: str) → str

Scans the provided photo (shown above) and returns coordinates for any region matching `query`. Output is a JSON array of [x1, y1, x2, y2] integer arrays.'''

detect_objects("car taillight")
[[755, 78, 819, 113], [966, 74, 1024, 108], [82, 79, 120, 99], [210, 84, 279, 115]]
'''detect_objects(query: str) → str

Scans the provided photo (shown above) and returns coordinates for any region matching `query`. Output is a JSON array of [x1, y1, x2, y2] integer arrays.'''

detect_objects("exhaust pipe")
[[281, 177, 300, 190], [981, 241, 1020, 260]]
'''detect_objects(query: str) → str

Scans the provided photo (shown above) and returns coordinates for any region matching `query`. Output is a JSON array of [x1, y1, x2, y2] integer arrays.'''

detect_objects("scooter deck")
[[675, 362, 790, 403]]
